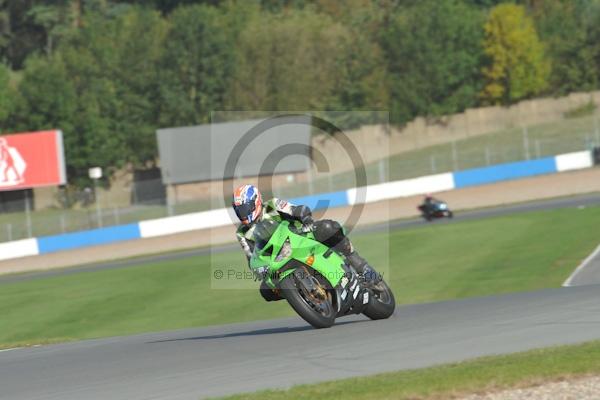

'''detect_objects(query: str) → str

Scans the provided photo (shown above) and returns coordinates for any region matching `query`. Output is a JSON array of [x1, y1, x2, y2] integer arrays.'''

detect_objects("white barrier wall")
[[346, 173, 455, 205], [0, 239, 39, 261], [139, 208, 232, 238], [555, 151, 593, 172]]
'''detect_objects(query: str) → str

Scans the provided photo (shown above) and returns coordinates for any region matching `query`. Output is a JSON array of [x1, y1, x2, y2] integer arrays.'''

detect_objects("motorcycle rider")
[[232, 184, 380, 302], [423, 193, 436, 207], [422, 193, 439, 212]]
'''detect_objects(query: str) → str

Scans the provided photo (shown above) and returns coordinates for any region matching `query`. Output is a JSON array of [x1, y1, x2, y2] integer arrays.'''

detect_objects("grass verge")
[[0, 205, 599, 348], [213, 340, 600, 400]]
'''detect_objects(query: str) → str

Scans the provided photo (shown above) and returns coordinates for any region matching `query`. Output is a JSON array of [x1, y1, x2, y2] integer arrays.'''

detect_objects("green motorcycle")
[[250, 219, 395, 328]]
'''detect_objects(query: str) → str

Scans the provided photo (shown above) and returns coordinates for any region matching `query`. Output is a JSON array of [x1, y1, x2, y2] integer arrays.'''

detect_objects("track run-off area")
[[1, 285, 600, 400], [2, 193, 600, 399]]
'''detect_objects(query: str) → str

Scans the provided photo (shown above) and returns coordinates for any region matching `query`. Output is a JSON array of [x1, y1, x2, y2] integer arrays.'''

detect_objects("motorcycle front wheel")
[[363, 280, 395, 320], [279, 270, 336, 329]]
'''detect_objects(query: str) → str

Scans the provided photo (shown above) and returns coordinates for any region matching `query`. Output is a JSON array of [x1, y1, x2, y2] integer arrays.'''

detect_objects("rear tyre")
[[279, 273, 336, 329], [448, 211, 454, 218], [363, 280, 395, 320]]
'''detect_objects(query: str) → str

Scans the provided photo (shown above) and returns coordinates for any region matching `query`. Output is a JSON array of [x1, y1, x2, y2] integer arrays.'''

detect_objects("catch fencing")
[[0, 106, 600, 243]]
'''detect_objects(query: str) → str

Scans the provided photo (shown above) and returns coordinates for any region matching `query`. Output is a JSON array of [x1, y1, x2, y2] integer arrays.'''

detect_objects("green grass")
[[214, 340, 600, 400], [1, 206, 599, 349]]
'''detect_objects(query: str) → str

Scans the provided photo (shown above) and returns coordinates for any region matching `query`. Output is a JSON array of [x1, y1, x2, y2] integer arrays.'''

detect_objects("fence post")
[[485, 146, 491, 165], [585, 133, 592, 149], [594, 113, 600, 146], [535, 140, 541, 159], [451, 141, 459, 171], [430, 155, 437, 174], [6, 223, 12, 242], [167, 184, 175, 217], [378, 159, 386, 184], [60, 213, 66, 233], [522, 126, 530, 160], [24, 190, 32, 238], [93, 180, 102, 228], [114, 207, 120, 225]]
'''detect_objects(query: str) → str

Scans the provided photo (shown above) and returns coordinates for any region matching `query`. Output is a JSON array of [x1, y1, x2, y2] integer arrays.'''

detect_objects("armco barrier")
[[0, 150, 594, 262]]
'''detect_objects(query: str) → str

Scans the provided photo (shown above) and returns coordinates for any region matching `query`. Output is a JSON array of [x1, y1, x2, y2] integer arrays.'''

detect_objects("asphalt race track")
[[2, 193, 600, 399], [2, 285, 600, 399]]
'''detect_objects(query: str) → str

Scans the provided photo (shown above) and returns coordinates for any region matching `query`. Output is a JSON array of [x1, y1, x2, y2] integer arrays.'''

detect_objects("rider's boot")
[[335, 238, 381, 285]]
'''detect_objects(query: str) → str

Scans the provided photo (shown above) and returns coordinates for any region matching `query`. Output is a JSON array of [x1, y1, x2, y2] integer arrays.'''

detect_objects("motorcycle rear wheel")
[[280, 271, 336, 329]]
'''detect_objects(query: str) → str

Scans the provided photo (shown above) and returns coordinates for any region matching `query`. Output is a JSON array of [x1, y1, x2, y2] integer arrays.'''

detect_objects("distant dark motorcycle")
[[418, 201, 453, 221]]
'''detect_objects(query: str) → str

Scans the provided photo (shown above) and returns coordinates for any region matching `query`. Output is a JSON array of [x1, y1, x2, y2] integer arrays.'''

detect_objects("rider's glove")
[[292, 205, 312, 223], [301, 222, 313, 233]]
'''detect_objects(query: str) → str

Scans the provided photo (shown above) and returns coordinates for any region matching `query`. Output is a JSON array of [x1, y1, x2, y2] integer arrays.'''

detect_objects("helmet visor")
[[233, 201, 256, 223]]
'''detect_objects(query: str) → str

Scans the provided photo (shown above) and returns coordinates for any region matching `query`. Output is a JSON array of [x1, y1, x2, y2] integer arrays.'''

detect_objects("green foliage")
[[0, 0, 599, 189], [14, 55, 76, 136], [529, 0, 598, 95], [383, 0, 485, 124], [0, 63, 15, 126], [14, 6, 167, 186], [481, 3, 550, 104], [227, 8, 347, 111], [158, 4, 233, 126]]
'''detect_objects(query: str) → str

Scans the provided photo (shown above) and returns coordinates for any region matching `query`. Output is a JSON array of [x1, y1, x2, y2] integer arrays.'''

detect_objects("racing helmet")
[[232, 184, 263, 225]]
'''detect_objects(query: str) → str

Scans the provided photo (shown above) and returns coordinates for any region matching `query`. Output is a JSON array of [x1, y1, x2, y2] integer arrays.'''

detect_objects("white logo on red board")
[[0, 137, 26, 187]]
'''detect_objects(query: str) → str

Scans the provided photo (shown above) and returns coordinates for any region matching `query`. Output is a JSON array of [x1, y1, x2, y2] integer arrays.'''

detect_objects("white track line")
[[563, 244, 600, 287], [0, 347, 23, 353]]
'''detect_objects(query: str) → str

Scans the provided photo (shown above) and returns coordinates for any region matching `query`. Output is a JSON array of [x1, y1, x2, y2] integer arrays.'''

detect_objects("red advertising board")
[[0, 130, 67, 191]]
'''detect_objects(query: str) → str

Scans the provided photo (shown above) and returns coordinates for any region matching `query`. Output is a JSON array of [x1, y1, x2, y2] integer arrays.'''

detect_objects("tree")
[[14, 6, 167, 186], [158, 4, 234, 126], [481, 3, 550, 104], [528, 0, 597, 94], [317, 0, 390, 127], [27, 1, 77, 56], [227, 8, 352, 112], [383, 0, 485, 124], [13, 55, 76, 134], [0, 63, 16, 128]]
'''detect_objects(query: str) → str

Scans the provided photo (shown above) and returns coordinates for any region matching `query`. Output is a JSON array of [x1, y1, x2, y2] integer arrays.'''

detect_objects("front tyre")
[[279, 272, 336, 329], [363, 280, 395, 320]]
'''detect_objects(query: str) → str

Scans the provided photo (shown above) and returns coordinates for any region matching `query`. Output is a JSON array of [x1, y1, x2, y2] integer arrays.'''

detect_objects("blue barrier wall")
[[37, 224, 141, 254], [289, 190, 349, 211], [452, 157, 557, 189]]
